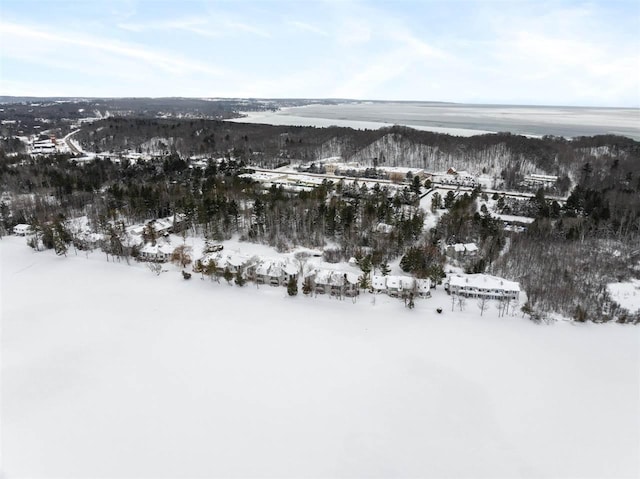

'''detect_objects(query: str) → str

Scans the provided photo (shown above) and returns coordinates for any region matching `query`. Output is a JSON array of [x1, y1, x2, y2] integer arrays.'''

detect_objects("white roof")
[[140, 243, 173, 255], [371, 275, 387, 289], [417, 278, 431, 291], [386, 275, 416, 289], [282, 260, 299, 275], [464, 243, 478, 252], [227, 253, 252, 267], [375, 223, 394, 234], [313, 269, 358, 286], [448, 274, 520, 292], [256, 261, 272, 276], [13, 224, 31, 232], [345, 272, 360, 285], [315, 269, 333, 284]]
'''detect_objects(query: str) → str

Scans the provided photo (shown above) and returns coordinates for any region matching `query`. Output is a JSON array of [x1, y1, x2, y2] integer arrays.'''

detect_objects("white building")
[[13, 224, 31, 236], [309, 269, 359, 297], [445, 274, 520, 301], [30, 139, 57, 155], [385, 275, 416, 297], [523, 174, 558, 188], [138, 243, 174, 262], [416, 278, 432, 297], [371, 275, 387, 292], [254, 258, 299, 286], [446, 242, 479, 258]]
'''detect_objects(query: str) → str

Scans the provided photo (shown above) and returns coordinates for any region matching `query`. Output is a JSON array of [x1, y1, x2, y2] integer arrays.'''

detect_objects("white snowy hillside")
[[1, 236, 639, 478]]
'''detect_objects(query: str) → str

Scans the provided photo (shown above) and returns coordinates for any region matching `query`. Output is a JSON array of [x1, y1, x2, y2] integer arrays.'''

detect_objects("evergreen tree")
[[302, 276, 312, 295], [287, 276, 298, 296], [205, 260, 219, 282], [223, 267, 233, 284], [379, 261, 391, 276]]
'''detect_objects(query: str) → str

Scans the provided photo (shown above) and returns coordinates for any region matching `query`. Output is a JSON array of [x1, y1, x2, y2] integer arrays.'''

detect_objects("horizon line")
[[0, 95, 638, 110]]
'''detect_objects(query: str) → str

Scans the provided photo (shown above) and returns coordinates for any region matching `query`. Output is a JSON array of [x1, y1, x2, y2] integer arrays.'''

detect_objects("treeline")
[[1, 151, 425, 264], [491, 153, 640, 323], [0, 97, 283, 137], [74, 118, 639, 191]]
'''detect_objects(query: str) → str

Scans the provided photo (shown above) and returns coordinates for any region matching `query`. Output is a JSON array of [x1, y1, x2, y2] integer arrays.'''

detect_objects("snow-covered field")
[[2, 236, 639, 478]]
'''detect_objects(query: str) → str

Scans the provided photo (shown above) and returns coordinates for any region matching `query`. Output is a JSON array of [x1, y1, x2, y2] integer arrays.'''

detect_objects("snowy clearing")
[[1, 237, 639, 478], [608, 279, 640, 313]]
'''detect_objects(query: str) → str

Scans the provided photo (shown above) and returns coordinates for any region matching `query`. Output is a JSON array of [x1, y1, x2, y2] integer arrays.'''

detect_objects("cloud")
[[0, 21, 227, 77], [118, 15, 269, 38], [287, 20, 328, 36], [224, 20, 270, 38]]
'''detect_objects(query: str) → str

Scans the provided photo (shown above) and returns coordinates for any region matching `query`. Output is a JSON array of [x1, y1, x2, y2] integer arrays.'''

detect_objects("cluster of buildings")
[[192, 248, 440, 301], [427, 168, 478, 188], [239, 168, 408, 195], [196, 250, 299, 287], [30, 137, 60, 155], [239, 170, 323, 192], [371, 275, 432, 298]]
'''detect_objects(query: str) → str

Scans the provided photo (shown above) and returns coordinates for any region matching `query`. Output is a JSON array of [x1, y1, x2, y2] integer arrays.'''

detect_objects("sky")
[[0, 0, 639, 107]]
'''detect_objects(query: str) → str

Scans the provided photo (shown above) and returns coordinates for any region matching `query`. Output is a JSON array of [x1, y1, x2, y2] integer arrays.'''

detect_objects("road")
[[63, 129, 82, 155]]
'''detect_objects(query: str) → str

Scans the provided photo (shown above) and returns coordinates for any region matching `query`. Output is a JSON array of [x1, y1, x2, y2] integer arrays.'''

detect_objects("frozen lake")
[[231, 102, 640, 139], [2, 236, 639, 477]]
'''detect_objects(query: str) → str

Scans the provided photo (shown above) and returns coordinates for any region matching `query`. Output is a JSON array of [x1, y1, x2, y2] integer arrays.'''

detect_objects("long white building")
[[445, 274, 520, 301]]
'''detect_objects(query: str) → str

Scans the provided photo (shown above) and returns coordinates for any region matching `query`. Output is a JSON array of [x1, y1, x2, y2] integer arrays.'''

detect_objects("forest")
[[1, 117, 639, 323]]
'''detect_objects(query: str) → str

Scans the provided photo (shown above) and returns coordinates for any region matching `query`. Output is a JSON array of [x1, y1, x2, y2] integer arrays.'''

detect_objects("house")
[[446, 242, 479, 259], [371, 275, 387, 292], [281, 259, 299, 284], [75, 231, 105, 250], [328, 271, 359, 297], [463, 243, 478, 256], [219, 252, 256, 275], [445, 273, 520, 301], [385, 275, 416, 297], [13, 224, 31, 236], [309, 269, 359, 297], [312, 269, 332, 295], [255, 261, 273, 285], [375, 222, 394, 234], [255, 260, 284, 286], [138, 242, 174, 262], [416, 278, 432, 297]]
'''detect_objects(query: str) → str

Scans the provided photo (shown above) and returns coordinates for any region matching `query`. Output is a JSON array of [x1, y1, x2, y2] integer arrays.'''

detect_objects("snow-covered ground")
[[608, 279, 640, 313], [2, 236, 639, 478]]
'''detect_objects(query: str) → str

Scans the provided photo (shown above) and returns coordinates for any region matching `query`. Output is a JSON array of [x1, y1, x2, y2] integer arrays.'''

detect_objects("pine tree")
[[287, 276, 298, 296], [380, 261, 391, 276], [302, 276, 312, 295], [205, 260, 218, 282], [223, 267, 233, 284], [235, 270, 246, 287]]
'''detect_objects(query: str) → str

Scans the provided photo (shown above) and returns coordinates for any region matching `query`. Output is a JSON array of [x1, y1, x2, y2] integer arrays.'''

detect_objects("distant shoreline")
[[229, 102, 640, 140]]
